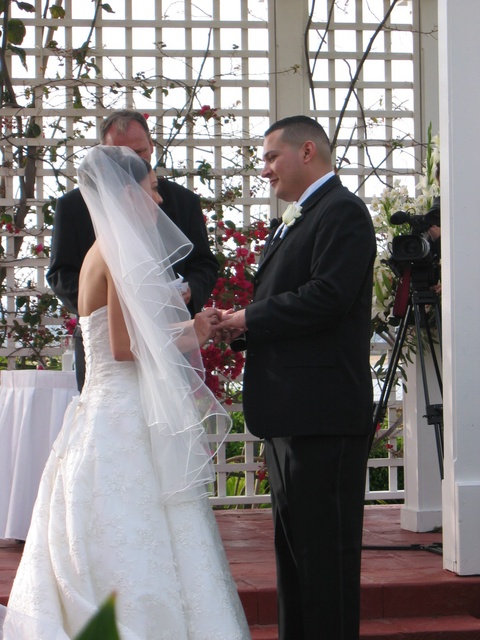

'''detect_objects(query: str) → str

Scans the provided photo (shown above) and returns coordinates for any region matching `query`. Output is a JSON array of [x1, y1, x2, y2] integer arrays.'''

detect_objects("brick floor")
[[2, 505, 480, 639]]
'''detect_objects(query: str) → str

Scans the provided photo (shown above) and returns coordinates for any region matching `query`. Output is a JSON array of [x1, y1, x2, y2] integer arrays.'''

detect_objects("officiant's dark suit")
[[219, 116, 376, 640]]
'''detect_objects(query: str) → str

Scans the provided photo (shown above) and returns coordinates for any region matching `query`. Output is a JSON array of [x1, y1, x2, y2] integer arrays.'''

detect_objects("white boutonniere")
[[282, 203, 302, 228]]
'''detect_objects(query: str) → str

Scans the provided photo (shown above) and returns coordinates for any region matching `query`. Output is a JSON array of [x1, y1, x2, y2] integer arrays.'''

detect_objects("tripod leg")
[[373, 302, 412, 432], [412, 295, 444, 478]]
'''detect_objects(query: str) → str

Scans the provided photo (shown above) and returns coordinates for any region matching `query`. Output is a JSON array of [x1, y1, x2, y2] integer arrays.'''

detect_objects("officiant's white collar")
[[297, 171, 335, 206]]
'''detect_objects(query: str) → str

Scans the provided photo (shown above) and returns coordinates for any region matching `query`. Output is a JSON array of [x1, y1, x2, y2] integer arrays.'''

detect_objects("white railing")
[[0, 342, 404, 507], [208, 340, 405, 507], [209, 426, 404, 507]]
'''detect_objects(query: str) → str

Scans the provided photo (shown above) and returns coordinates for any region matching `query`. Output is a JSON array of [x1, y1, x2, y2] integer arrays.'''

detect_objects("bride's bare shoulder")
[[79, 242, 108, 316], [84, 241, 104, 265]]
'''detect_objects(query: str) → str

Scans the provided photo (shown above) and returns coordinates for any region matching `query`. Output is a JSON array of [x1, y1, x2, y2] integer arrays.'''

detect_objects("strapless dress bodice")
[[79, 305, 137, 390]]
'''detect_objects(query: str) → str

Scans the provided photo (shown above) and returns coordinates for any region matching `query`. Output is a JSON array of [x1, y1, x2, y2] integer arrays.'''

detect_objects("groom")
[[217, 115, 376, 639]]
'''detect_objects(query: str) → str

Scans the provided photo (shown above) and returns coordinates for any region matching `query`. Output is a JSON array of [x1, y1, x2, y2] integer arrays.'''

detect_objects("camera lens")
[[391, 235, 431, 262]]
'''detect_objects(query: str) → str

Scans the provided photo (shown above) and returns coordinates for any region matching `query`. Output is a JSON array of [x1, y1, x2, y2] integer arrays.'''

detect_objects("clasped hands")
[[193, 307, 247, 346]]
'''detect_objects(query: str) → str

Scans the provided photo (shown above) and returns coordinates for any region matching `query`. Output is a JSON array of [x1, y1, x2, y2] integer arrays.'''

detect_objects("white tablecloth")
[[0, 370, 78, 540]]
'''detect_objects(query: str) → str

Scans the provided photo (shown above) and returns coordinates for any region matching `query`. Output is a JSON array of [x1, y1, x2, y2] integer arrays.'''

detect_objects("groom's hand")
[[214, 309, 247, 344]]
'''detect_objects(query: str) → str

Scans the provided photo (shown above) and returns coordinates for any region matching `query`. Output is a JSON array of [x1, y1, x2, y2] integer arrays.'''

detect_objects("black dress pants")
[[265, 434, 370, 640]]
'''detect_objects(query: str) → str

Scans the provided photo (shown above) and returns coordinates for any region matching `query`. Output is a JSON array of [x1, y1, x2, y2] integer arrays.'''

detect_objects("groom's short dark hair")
[[265, 116, 332, 161]]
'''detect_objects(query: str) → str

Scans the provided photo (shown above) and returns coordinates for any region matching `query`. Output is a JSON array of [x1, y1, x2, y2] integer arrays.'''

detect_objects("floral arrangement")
[[371, 126, 440, 341], [200, 212, 271, 498], [369, 125, 440, 457], [201, 213, 270, 405]]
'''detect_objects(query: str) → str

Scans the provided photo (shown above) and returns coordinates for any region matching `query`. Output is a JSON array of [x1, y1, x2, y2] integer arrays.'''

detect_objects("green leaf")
[[7, 44, 28, 71], [7, 19, 26, 45], [73, 594, 121, 640], [73, 86, 84, 109], [49, 4, 66, 19], [26, 123, 41, 137], [17, 2, 35, 12], [376, 352, 387, 369], [382, 271, 393, 292], [101, 3, 115, 13]]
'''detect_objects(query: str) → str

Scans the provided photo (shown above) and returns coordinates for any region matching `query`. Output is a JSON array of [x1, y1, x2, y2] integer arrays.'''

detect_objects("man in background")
[[47, 110, 218, 389]]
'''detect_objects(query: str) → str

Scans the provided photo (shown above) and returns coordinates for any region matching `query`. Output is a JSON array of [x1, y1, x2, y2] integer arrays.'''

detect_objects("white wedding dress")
[[4, 306, 250, 640]]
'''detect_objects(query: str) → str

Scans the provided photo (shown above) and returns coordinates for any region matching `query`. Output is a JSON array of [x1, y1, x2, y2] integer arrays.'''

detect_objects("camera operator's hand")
[[428, 225, 441, 242]]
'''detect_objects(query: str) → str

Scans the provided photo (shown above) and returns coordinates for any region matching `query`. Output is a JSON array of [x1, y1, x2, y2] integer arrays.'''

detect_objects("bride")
[[2, 146, 251, 639]]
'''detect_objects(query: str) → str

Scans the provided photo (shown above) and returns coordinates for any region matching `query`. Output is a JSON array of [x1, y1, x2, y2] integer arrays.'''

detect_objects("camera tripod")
[[372, 265, 444, 479]]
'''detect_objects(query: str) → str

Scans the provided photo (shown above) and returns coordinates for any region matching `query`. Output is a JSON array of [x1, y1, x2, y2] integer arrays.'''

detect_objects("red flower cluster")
[[4, 222, 20, 234], [208, 219, 269, 311], [257, 462, 268, 482], [63, 315, 77, 335], [197, 105, 218, 120], [201, 218, 269, 404], [201, 343, 244, 405]]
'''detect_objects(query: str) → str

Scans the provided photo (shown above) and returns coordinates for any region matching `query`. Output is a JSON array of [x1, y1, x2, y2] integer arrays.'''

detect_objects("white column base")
[[443, 482, 480, 575], [400, 355, 442, 533], [400, 506, 442, 533]]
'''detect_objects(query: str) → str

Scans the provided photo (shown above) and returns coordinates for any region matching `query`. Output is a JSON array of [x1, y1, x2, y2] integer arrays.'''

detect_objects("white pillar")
[[400, 349, 443, 532], [268, 0, 309, 122], [416, 0, 440, 138], [439, 0, 480, 575], [267, 0, 309, 220], [400, 0, 442, 533]]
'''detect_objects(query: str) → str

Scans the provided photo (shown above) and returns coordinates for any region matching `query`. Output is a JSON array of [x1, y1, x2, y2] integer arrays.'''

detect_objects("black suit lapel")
[[258, 220, 300, 272], [258, 175, 341, 272]]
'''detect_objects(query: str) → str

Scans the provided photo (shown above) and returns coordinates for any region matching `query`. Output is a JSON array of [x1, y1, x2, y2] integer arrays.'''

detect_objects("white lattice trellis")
[[0, 0, 425, 504]]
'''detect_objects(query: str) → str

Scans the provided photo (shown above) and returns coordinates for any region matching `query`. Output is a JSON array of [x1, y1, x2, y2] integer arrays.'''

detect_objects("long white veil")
[[78, 146, 229, 502]]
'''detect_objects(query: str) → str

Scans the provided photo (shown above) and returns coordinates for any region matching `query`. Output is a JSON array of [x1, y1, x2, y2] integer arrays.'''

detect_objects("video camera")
[[387, 198, 441, 288]]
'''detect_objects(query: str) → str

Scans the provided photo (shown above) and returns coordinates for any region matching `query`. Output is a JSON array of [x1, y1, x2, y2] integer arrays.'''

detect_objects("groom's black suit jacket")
[[243, 175, 376, 439], [47, 179, 218, 317]]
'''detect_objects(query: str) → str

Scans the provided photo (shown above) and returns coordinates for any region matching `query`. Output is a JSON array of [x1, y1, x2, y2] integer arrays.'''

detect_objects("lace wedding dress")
[[4, 306, 250, 640]]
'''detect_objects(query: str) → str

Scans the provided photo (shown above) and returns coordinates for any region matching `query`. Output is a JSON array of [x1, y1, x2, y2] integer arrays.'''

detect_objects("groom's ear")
[[302, 140, 316, 164]]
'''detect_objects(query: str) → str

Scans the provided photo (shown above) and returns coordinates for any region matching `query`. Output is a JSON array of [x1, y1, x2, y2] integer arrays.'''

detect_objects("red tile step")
[[4, 508, 480, 640], [250, 616, 480, 640], [360, 614, 480, 639], [250, 624, 278, 639]]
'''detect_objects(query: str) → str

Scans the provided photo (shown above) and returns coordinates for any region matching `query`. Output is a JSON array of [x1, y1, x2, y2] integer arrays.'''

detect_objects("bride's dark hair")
[[101, 146, 151, 182]]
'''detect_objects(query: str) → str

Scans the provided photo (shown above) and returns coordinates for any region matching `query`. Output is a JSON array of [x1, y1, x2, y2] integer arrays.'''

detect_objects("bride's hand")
[[193, 308, 220, 346]]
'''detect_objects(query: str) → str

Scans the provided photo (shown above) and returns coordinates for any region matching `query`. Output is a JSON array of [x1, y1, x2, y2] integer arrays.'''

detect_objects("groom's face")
[[103, 121, 154, 162], [261, 129, 305, 202]]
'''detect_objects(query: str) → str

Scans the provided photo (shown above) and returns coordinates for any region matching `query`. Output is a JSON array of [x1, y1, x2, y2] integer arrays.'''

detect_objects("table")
[[0, 370, 78, 540]]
